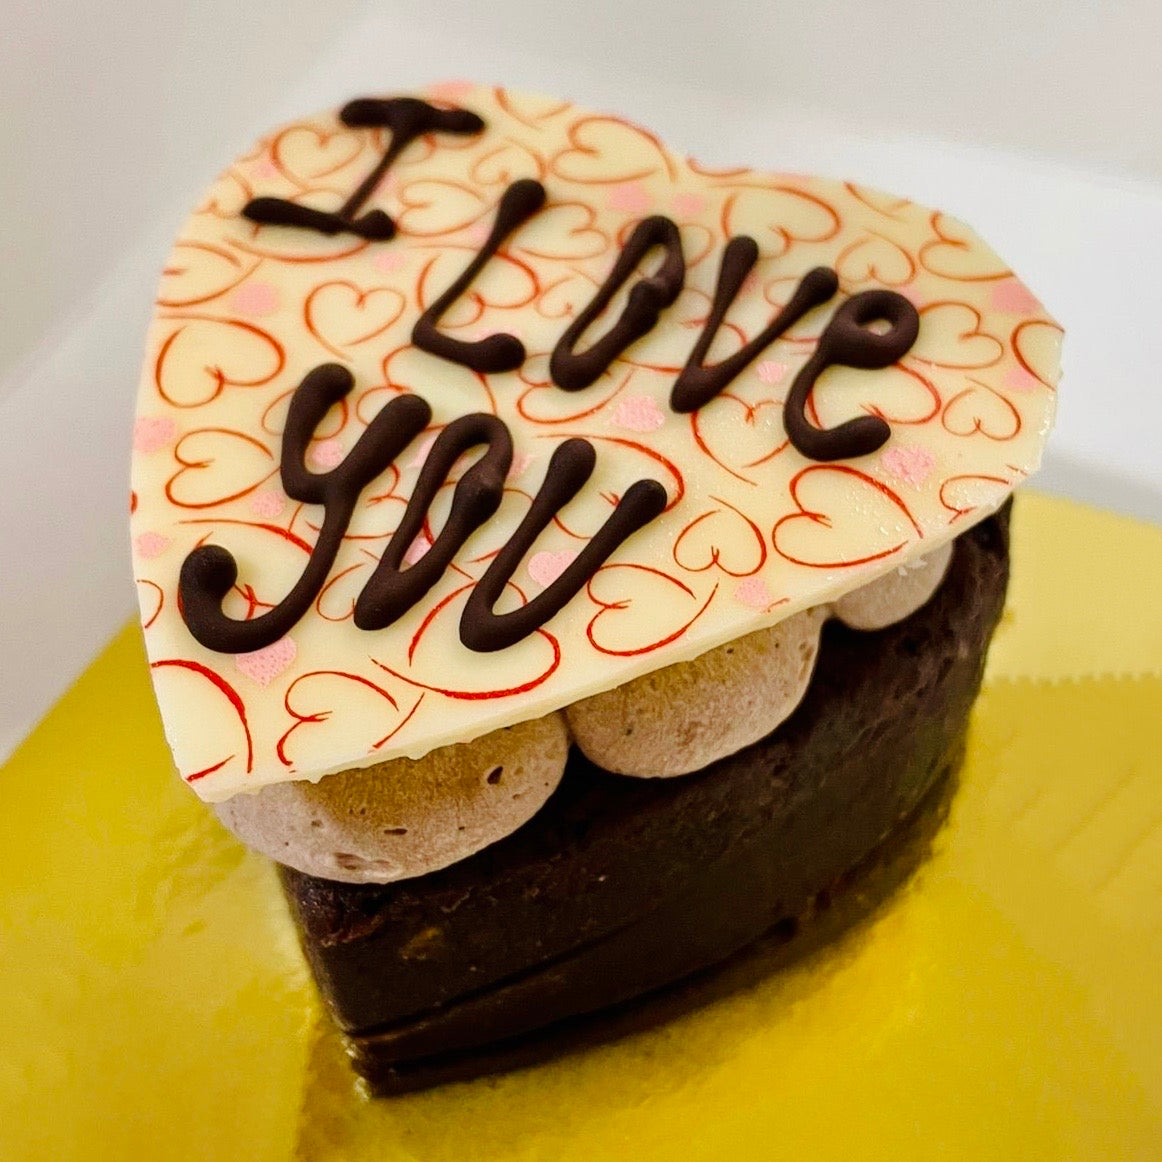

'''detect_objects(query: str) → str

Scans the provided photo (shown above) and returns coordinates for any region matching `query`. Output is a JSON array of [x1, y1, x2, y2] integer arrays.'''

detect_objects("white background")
[[2, 0, 1160, 762]]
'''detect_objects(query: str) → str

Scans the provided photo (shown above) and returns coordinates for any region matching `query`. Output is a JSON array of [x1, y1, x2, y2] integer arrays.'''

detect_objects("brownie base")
[[281, 505, 1011, 1095], [350, 757, 962, 1095]]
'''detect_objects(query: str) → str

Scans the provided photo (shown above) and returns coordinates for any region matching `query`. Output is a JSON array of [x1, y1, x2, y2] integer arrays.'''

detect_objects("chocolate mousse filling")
[[281, 502, 1010, 1094]]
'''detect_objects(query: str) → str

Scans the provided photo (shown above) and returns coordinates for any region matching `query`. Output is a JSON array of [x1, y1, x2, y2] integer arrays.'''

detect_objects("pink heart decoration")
[[133, 416, 177, 454], [229, 280, 282, 318], [990, 278, 1041, 315], [881, 444, 936, 487], [755, 360, 787, 385], [528, 550, 578, 587], [733, 576, 780, 611], [610, 395, 665, 433], [235, 636, 298, 687], [134, 532, 171, 559], [249, 489, 287, 518]]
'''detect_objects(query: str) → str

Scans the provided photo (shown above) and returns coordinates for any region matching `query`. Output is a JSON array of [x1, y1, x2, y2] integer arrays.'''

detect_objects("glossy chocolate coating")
[[281, 504, 1010, 1094]]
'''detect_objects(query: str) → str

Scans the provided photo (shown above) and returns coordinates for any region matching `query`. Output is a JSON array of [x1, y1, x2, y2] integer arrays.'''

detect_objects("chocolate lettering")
[[550, 215, 684, 391], [782, 289, 919, 461], [181, 98, 930, 658], [243, 97, 484, 240], [179, 366, 667, 655], [412, 178, 547, 372], [179, 364, 431, 652], [670, 236, 839, 413], [460, 440, 668, 652], [354, 414, 512, 630]]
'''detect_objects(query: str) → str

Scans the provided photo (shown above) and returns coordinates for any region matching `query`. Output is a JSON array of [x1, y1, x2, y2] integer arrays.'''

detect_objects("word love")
[[243, 96, 921, 463], [179, 364, 667, 655]]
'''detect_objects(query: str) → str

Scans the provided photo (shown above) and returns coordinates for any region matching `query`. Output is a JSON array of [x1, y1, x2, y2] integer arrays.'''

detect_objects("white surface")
[[2, 2, 1160, 765], [0, 0, 365, 380], [5, 0, 1162, 386]]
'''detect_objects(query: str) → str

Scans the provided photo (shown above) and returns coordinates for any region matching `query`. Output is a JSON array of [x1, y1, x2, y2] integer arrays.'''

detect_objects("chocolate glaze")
[[350, 761, 959, 1092], [243, 97, 484, 241], [282, 504, 1011, 1095], [669, 237, 838, 413], [783, 289, 919, 462], [459, 441, 668, 652], [354, 414, 512, 631], [549, 215, 685, 391], [412, 179, 547, 372], [179, 364, 430, 653]]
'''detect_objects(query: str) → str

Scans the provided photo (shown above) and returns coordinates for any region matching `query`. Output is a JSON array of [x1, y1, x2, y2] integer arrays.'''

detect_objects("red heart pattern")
[[305, 281, 406, 359], [773, 466, 922, 569]]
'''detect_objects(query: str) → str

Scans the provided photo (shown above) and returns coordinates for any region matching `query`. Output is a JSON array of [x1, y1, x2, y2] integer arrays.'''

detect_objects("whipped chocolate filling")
[[216, 542, 951, 883], [216, 712, 569, 885]]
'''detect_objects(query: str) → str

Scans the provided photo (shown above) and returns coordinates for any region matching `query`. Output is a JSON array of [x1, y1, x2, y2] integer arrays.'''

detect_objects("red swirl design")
[[151, 658, 254, 778], [585, 564, 717, 656], [773, 465, 922, 568], [276, 669, 411, 768], [672, 497, 767, 577], [154, 316, 285, 408]]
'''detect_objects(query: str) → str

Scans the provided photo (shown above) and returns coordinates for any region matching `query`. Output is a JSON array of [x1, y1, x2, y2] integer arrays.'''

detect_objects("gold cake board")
[[2, 491, 1160, 1160]]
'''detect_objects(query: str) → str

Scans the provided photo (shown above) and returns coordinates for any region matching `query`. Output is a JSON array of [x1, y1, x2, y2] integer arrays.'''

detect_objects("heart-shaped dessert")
[[131, 84, 1058, 807], [129, 82, 1059, 1095]]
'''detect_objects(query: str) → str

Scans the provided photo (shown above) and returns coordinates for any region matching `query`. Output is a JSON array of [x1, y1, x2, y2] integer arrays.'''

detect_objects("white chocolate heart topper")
[[131, 83, 1060, 803]]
